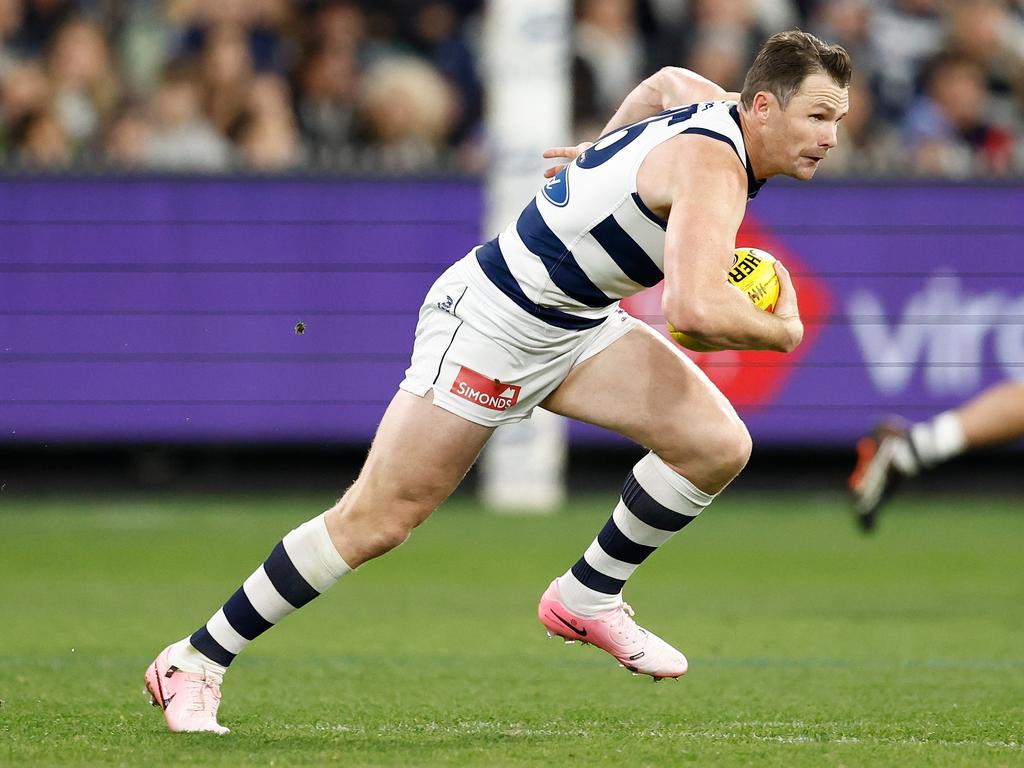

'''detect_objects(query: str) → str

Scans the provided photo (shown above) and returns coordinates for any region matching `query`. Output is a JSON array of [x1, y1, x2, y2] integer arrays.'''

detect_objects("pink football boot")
[[145, 645, 230, 734], [538, 579, 687, 680]]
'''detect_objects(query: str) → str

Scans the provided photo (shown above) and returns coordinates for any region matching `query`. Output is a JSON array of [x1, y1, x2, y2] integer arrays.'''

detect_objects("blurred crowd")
[[0, 0, 484, 173], [1, 0, 1022, 177]]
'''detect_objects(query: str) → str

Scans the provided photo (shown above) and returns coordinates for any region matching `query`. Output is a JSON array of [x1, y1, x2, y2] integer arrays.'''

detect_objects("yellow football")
[[668, 247, 780, 353]]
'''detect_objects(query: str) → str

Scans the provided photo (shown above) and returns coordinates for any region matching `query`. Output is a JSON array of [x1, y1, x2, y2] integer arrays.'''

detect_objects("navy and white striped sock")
[[557, 452, 715, 616], [169, 512, 351, 675]]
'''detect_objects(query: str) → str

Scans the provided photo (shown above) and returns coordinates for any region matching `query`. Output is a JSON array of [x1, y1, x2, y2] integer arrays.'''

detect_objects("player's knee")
[[715, 421, 752, 478], [733, 425, 753, 474], [368, 518, 415, 553]]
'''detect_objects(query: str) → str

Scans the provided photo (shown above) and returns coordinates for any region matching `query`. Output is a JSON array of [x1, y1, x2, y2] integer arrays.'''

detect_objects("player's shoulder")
[[650, 102, 746, 171], [683, 100, 745, 144], [638, 112, 748, 217]]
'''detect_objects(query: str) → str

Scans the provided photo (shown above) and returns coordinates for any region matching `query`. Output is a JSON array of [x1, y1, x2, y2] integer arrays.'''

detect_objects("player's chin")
[[793, 157, 822, 180]]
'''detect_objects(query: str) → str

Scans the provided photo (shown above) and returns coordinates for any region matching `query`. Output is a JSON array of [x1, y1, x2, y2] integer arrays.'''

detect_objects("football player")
[[146, 30, 850, 733]]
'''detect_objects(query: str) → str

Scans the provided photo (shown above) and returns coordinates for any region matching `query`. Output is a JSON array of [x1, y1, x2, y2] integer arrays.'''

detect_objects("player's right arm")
[[645, 136, 803, 353], [543, 68, 739, 179], [601, 67, 739, 135]]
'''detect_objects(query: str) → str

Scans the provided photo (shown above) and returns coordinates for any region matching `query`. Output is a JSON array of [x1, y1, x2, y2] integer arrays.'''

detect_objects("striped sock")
[[169, 512, 351, 675], [557, 452, 715, 616]]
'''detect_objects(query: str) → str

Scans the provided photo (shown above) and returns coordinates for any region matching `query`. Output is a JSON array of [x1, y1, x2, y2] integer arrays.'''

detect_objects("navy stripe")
[[475, 240, 604, 330], [630, 192, 667, 231], [621, 471, 695, 532], [263, 541, 320, 609], [516, 200, 614, 308], [189, 626, 236, 667], [681, 127, 741, 160], [222, 585, 274, 640], [570, 558, 625, 595], [590, 214, 663, 287], [596, 516, 657, 565]]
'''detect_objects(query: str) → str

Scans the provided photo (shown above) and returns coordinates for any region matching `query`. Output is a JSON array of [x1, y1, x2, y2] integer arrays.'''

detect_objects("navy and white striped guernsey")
[[476, 101, 765, 331]]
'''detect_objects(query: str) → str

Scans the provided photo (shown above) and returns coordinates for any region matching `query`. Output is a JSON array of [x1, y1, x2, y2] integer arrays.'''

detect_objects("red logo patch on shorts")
[[451, 367, 521, 411]]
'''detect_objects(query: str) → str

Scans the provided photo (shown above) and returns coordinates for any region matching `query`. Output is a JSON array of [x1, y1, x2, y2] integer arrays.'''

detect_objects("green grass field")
[[1, 491, 1022, 767]]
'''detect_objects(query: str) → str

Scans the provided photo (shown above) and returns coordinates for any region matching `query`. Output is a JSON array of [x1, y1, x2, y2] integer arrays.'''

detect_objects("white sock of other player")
[[908, 411, 967, 470], [556, 452, 715, 616], [168, 511, 351, 675]]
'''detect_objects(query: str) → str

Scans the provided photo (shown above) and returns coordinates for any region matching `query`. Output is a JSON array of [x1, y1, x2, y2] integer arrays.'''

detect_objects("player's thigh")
[[327, 387, 491, 544], [348, 389, 493, 518], [327, 390, 493, 565], [541, 323, 750, 470]]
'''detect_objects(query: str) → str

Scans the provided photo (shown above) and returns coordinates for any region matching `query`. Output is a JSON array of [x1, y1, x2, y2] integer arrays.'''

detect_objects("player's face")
[[770, 73, 849, 180]]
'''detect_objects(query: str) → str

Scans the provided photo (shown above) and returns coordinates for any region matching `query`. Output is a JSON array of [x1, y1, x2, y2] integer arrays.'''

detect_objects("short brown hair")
[[740, 30, 851, 109]]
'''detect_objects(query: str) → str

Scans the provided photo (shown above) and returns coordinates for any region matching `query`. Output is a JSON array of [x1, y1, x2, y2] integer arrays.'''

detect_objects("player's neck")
[[737, 107, 773, 180]]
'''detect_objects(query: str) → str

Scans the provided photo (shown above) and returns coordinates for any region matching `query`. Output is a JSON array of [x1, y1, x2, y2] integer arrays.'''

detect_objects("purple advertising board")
[[1, 178, 1021, 446]]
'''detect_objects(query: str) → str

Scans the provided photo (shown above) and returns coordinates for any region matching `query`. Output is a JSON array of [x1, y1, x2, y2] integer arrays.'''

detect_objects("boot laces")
[[185, 670, 223, 714], [613, 602, 645, 643]]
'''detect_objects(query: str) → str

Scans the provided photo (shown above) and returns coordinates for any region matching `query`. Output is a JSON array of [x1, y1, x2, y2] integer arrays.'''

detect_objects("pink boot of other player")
[[145, 645, 230, 734], [538, 579, 687, 680]]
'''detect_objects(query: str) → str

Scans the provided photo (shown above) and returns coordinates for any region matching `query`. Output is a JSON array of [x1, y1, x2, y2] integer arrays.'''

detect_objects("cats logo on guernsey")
[[451, 366, 521, 411]]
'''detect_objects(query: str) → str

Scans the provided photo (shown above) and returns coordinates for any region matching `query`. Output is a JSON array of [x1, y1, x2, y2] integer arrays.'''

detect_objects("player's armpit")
[[650, 136, 801, 353]]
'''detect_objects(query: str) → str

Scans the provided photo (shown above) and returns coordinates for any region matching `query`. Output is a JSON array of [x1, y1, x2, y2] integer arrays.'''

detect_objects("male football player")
[[146, 30, 850, 733]]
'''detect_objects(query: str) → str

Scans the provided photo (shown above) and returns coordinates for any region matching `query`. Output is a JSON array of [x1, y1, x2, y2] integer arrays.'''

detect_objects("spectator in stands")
[[407, 1, 481, 143], [574, 0, 645, 133], [945, 0, 1024, 131], [47, 18, 118, 149], [1, 58, 48, 128], [0, 0, 28, 74], [19, 0, 71, 58], [143, 60, 231, 170], [685, 27, 748, 93], [903, 52, 1016, 177], [236, 110, 300, 170], [355, 56, 457, 171], [294, 39, 360, 164], [201, 22, 253, 136], [869, 0, 946, 120], [10, 107, 69, 166], [807, 0, 877, 84], [104, 102, 150, 168], [309, 0, 367, 54], [234, 72, 301, 170]]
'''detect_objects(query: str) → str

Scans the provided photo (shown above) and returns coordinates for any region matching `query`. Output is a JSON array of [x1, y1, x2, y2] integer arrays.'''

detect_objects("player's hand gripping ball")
[[669, 247, 780, 352]]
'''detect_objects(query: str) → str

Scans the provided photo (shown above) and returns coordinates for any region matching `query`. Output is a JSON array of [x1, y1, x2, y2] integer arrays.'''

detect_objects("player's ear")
[[752, 91, 772, 124]]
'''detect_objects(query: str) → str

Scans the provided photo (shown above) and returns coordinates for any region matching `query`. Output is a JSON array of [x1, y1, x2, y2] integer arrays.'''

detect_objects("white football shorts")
[[399, 251, 640, 427]]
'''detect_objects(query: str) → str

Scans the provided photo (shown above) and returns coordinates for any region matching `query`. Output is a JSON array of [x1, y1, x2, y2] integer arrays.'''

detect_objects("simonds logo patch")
[[451, 367, 521, 411]]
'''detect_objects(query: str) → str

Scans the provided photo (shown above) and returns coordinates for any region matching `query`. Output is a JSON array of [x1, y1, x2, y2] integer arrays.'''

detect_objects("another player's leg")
[[849, 381, 1024, 531], [146, 390, 492, 733], [538, 323, 751, 679], [848, 418, 917, 531]]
